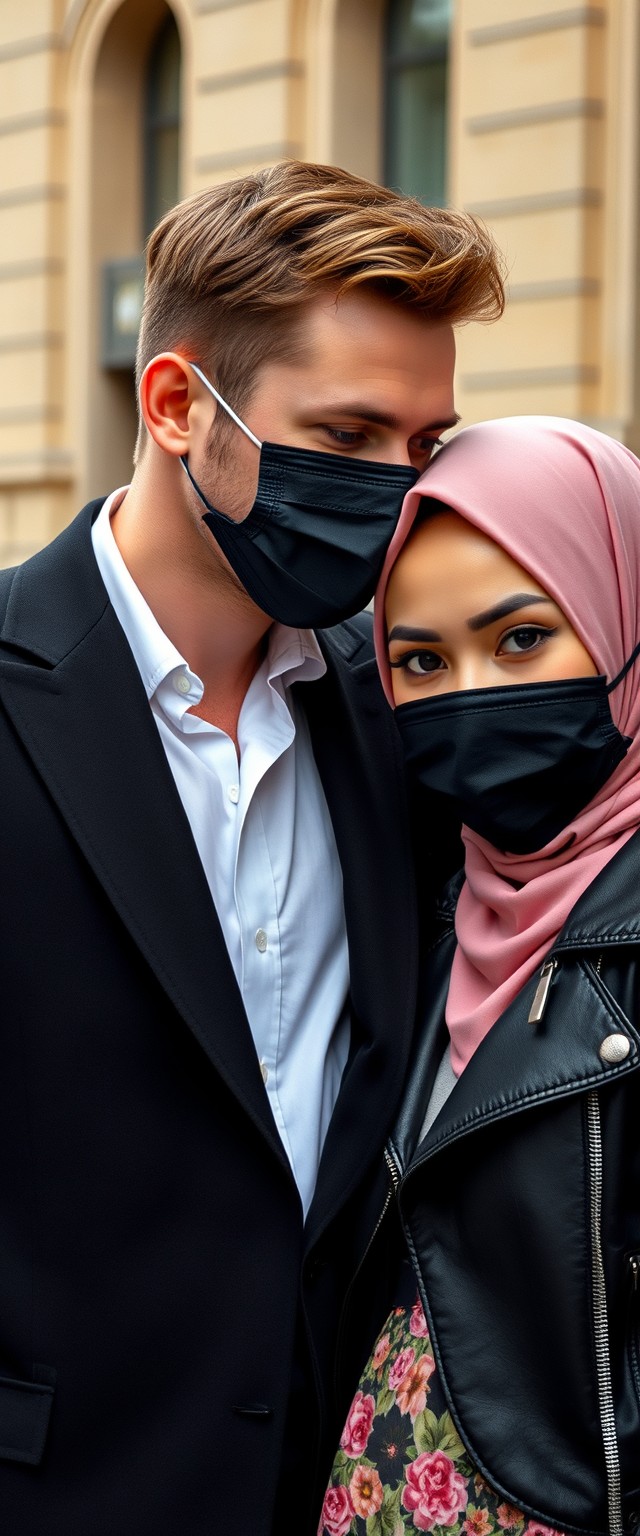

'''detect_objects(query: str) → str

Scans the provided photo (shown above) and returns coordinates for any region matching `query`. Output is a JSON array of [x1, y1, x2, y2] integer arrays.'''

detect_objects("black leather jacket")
[[387, 828, 640, 1536]]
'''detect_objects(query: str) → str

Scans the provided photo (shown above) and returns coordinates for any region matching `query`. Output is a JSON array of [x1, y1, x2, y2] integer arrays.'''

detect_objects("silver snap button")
[[599, 1033, 631, 1064], [255, 929, 268, 953], [260, 1061, 269, 1085]]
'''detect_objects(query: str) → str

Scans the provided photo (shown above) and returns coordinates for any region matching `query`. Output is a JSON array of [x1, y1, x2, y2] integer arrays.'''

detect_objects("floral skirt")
[[319, 1260, 566, 1536]]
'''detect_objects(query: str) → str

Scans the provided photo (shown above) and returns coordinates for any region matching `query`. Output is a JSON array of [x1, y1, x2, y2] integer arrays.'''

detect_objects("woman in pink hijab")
[[319, 418, 640, 1536]]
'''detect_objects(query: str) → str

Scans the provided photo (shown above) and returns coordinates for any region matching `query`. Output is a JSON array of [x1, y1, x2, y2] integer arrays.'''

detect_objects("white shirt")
[[92, 490, 350, 1216]]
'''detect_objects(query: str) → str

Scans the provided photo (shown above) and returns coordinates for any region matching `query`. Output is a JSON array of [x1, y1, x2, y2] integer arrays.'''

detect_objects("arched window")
[[144, 12, 181, 238], [96, 5, 182, 489], [384, 0, 451, 206]]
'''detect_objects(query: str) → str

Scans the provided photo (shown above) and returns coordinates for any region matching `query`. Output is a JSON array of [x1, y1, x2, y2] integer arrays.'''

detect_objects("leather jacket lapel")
[[416, 951, 640, 1163], [392, 837, 640, 1173]]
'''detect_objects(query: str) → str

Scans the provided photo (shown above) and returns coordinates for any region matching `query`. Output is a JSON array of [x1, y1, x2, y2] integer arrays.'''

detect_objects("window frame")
[[383, 0, 451, 205], [143, 11, 182, 241]]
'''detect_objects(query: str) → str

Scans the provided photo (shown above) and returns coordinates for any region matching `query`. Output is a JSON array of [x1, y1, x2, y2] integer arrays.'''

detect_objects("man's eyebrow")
[[318, 403, 461, 434], [467, 593, 555, 631], [388, 624, 442, 643]]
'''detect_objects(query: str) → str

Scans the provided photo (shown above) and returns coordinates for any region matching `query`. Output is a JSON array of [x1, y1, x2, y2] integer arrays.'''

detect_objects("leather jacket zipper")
[[587, 1088, 623, 1536], [533, 949, 623, 1531], [384, 1144, 400, 1191]]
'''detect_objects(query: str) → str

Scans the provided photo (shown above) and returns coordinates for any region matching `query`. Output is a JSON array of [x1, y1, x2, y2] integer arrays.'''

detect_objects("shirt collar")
[[91, 487, 327, 701]]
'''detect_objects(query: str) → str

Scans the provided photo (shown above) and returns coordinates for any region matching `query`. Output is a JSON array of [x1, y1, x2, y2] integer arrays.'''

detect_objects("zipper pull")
[[629, 1254, 640, 1292], [528, 958, 558, 1025]]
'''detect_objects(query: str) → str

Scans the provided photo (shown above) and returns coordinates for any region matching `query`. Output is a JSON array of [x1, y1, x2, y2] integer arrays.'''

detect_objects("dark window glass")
[[385, 0, 451, 206], [144, 12, 181, 237]]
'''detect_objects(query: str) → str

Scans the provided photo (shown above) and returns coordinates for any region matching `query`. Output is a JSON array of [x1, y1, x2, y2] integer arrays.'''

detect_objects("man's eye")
[[499, 625, 558, 655], [323, 427, 365, 446], [389, 649, 444, 675]]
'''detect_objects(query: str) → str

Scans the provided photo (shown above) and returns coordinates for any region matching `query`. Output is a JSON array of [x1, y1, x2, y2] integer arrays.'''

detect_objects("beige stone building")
[[0, 0, 638, 563]]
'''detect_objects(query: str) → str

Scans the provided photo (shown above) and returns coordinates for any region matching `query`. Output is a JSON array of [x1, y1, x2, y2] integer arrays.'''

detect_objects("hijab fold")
[[374, 417, 640, 1075]]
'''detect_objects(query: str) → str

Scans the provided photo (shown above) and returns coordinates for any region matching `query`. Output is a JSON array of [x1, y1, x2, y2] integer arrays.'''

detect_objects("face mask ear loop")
[[178, 452, 222, 517], [187, 361, 262, 449], [606, 635, 640, 693]]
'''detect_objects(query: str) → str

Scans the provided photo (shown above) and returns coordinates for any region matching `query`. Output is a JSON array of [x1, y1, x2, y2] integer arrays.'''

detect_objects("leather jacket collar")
[[391, 827, 640, 1177]]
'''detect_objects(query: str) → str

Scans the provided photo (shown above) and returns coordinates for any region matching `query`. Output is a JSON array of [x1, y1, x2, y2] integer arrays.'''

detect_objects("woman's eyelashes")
[[388, 624, 560, 677], [497, 623, 559, 655], [389, 648, 444, 675]]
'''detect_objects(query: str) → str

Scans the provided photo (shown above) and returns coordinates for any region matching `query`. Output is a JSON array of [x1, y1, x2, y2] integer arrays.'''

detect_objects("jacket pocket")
[[0, 1373, 55, 1465]]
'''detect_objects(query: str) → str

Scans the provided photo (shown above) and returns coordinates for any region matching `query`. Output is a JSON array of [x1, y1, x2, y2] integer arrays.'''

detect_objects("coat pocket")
[[0, 1373, 55, 1466]]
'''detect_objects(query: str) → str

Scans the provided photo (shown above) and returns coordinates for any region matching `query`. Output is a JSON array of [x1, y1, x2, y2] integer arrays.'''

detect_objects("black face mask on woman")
[[180, 363, 418, 629], [394, 652, 640, 854]]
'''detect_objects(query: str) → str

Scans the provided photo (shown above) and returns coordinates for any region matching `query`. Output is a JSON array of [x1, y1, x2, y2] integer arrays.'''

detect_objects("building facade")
[[0, 0, 638, 563]]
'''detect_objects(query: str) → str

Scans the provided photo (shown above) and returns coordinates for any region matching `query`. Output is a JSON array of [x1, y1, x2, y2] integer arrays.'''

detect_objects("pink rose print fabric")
[[340, 1391, 375, 1457], [319, 1264, 569, 1536], [319, 1483, 354, 1536], [403, 1449, 468, 1529]]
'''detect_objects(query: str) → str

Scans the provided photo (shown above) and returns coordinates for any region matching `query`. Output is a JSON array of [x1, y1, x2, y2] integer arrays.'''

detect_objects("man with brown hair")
[[0, 162, 503, 1534]]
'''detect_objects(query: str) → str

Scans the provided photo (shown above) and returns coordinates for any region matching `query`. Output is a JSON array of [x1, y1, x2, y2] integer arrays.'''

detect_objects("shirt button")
[[228, 784, 239, 804], [255, 929, 268, 953], [260, 1061, 269, 1085], [173, 674, 191, 696]]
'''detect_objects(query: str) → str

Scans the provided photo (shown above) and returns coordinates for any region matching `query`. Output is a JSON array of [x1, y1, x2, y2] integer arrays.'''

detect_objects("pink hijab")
[[374, 416, 640, 1075]]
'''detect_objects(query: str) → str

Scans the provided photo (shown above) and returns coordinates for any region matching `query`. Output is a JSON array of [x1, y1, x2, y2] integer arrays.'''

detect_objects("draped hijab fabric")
[[374, 416, 640, 1075]]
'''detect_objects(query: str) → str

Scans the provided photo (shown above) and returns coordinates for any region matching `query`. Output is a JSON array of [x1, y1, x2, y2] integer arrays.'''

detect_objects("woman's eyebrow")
[[387, 596, 555, 646], [388, 624, 442, 643], [467, 593, 555, 632]]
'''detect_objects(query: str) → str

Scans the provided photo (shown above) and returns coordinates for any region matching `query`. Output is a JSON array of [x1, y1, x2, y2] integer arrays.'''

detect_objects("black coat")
[[0, 501, 419, 1534], [385, 834, 640, 1536]]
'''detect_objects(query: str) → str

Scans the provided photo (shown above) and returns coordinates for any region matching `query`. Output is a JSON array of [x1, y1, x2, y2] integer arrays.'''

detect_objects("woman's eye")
[[499, 625, 558, 655], [389, 649, 445, 675]]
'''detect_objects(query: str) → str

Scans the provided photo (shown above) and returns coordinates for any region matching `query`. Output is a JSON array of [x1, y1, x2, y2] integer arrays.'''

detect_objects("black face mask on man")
[[393, 655, 639, 855], [180, 363, 418, 630]]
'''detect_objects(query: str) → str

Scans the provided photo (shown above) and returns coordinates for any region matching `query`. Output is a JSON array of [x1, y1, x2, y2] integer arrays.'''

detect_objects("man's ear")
[[138, 353, 216, 457]]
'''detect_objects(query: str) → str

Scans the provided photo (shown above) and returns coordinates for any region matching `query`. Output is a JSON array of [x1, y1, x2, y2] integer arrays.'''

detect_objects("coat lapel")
[[298, 634, 419, 1237], [0, 509, 420, 1208], [0, 504, 289, 1167]]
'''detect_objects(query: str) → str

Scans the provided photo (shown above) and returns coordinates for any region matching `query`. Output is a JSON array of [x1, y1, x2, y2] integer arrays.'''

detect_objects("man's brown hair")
[[136, 159, 505, 445]]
